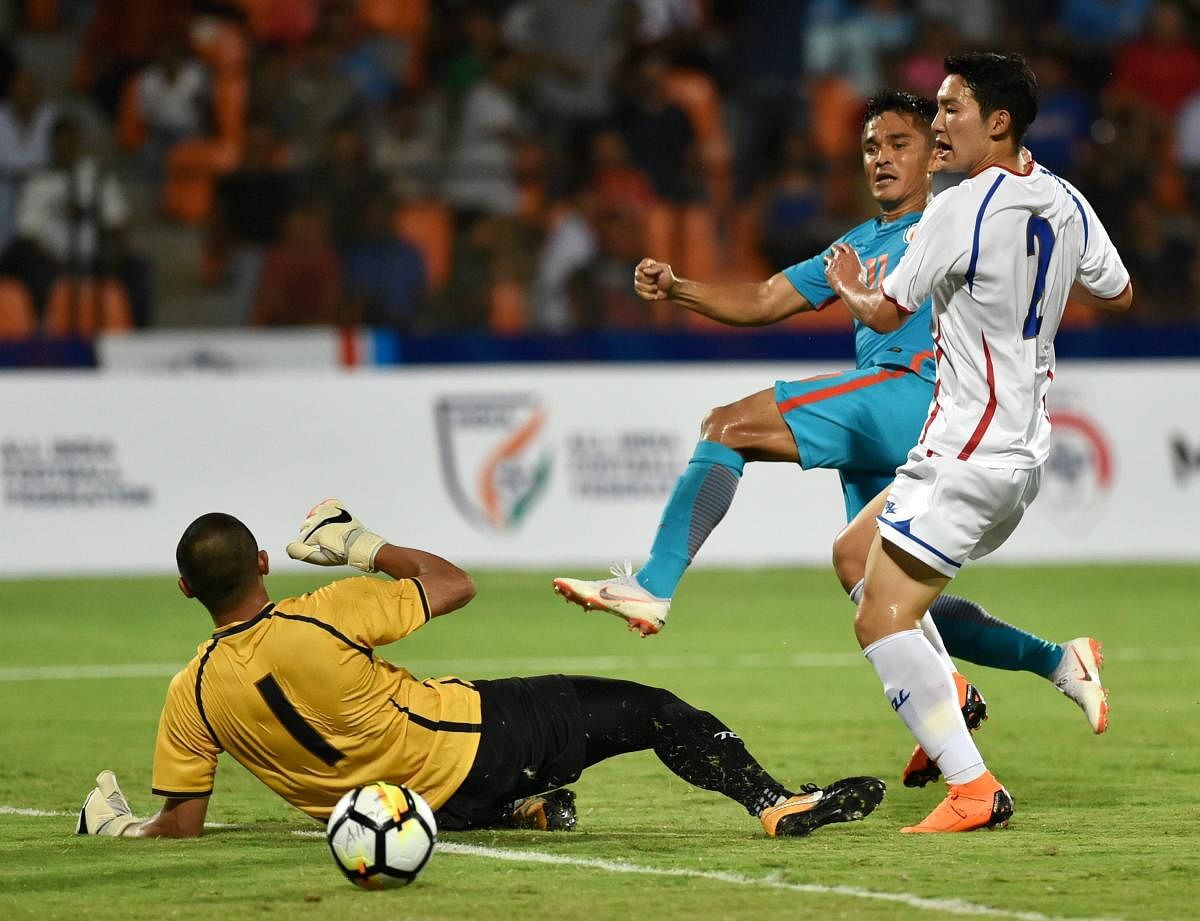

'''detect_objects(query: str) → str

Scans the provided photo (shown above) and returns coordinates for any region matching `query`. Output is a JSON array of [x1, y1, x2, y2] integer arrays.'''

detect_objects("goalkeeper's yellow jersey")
[[151, 576, 481, 819]]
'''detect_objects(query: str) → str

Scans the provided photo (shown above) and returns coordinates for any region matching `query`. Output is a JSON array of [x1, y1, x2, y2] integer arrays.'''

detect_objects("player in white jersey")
[[824, 52, 1132, 833]]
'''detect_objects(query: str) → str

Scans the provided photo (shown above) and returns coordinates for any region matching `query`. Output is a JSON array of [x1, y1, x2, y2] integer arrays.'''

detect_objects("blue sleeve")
[[781, 244, 838, 310]]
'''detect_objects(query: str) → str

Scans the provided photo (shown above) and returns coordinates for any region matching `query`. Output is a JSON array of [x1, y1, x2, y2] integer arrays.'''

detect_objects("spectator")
[[1025, 54, 1093, 180], [441, 5, 503, 99], [327, 0, 404, 107], [275, 32, 362, 168], [0, 70, 57, 250], [756, 131, 828, 273], [1059, 0, 1153, 49], [1108, 0, 1200, 120], [618, 53, 697, 203], [302, 120, 386, 253], [375, 88, 447, 201], [445, 52, 524, 216], [211, 125, 295, 324], [251, 204, 344, 326], [72, 0, 191, 118], [1122, 193, 1198, 320], [3, 115, 131, 314], [589, 126, 655, 216], [135, 33, 211, 184], [531, 190, 600, 332], [343, 196, 428, 330]]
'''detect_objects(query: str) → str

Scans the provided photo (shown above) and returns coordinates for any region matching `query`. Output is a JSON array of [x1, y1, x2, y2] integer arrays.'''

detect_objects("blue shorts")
[[774, 366, 934, 521]]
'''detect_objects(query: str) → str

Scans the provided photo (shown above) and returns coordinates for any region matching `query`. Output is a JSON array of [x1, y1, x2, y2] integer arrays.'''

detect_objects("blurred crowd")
[[0, 0, 1199, 338]]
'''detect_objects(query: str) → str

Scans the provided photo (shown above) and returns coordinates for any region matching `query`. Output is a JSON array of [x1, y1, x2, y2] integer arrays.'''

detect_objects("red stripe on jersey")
[[909, 349, 934, 372], [957, 332, 998, 460], [882, 289, 916, 314], [918, 378, 941, 444], [776, 366, 904, 412]]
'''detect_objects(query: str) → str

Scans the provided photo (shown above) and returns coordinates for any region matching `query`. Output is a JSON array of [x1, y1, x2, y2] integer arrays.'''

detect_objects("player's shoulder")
[[277, 575, 405, 614]]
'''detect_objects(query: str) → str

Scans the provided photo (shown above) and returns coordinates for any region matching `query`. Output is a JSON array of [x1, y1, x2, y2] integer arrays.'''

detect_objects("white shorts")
[[876, 449, 1044, 578]]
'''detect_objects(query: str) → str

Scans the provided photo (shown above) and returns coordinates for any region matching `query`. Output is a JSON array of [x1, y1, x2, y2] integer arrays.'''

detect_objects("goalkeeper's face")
[[861, 110, 935, 214]]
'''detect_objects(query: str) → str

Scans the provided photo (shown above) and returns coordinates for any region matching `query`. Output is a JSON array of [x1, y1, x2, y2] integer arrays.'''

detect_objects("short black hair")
[[943, 52, 1039, 146], [862, 89, 937, 132], [176, 513, 261, 614]]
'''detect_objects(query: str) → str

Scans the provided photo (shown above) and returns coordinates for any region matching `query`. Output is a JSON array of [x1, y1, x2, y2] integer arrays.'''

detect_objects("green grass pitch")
[[1, 564, 1198, 921]]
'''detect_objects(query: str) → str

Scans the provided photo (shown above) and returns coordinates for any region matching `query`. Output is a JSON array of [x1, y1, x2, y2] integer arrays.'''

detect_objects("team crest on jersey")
[[435, 394, 552, 532], [904, 226, 917, 243], [1042, 408, 1113, 525]]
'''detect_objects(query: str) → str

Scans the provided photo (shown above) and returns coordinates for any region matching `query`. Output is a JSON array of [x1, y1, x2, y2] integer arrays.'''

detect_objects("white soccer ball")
[[326, 782, 437, 889]]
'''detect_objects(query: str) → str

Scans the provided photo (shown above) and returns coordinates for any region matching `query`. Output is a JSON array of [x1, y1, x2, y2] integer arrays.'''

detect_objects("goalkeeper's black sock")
[[572, 677, 790, 816]]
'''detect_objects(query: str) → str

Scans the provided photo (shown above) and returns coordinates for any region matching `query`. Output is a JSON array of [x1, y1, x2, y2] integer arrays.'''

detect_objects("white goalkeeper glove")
[[77, 770, 139, 836], [286, 498, 386, 572]]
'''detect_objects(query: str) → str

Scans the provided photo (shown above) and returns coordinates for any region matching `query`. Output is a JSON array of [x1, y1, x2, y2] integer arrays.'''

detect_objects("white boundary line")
[[1, 646, 1195, 682], [292, 829, 1120, 921], [1, 807, 1121, 921]]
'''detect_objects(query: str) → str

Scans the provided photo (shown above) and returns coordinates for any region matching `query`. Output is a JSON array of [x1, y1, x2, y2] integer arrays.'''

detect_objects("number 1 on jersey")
[[1024, 215, 1055, 339]]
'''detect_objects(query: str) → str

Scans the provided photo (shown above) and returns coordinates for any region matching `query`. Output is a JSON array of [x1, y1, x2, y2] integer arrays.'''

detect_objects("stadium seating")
[[43, 278, 133, 337], [393, 201, 452, 291], [0, 279, 37, 340]]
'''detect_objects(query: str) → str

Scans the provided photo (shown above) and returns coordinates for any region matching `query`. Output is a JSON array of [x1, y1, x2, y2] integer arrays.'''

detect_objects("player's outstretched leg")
[[929, 596, 1110, 733], [570, 677, 885, 837], [552, 440, 744, 636], [554, 390, 797, 635]]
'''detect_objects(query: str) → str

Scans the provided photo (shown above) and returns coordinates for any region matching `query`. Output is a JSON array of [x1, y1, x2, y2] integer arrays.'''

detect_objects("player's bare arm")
[[1070, 280, 1133, 313], [822, 243, 904, 332], [126, 796, 209, 838], [633, 257, 812, 326], [78, 771, 209, 839], [373, 543, 476, 617]]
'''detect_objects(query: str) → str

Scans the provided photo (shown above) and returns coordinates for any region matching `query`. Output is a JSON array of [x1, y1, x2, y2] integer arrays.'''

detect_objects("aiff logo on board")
[[435, 395, 552, 532]]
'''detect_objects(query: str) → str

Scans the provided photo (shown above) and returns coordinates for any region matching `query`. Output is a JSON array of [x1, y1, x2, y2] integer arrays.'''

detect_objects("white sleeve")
[[1074, 191, 1130, 299], [881, 189, 971, 312]]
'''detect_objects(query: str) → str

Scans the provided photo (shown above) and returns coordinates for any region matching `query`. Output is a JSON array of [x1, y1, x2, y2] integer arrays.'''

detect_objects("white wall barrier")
[[1, 361, 1198, 576]]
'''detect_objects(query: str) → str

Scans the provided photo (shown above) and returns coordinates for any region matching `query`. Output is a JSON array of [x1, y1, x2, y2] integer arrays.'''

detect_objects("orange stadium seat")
[[43, 278, 133, 337], [163, 138, 241, 223], [489, 279, 527, 334], [0, 279, 37, 339], [664, 68, 732, 208], [393, 201, 452, 291], [117, 73, 147, 152], [26, 0, 59, 31], [190, 17, 249, 80], [357, 0, 428, 36], [809, 75, 863, 160]]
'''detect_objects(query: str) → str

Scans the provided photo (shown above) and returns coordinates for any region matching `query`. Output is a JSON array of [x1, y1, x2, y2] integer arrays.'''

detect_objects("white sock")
[[919, 612, 957, 674], [863, 629, 986, 785]]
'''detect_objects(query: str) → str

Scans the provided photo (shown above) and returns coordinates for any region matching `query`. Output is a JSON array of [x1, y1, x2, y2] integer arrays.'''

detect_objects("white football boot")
[[1050, 637, 1109, 734], [552, 562, 670, 636]]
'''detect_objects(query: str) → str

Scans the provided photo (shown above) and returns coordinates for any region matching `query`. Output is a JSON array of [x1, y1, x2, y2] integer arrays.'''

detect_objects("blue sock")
[[929, 595, 1065, 678], [636, 441, 745, 599]]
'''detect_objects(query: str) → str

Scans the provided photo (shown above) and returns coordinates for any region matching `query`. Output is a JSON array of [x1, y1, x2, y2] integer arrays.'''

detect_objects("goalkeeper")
[[78, 501, 884, 840]]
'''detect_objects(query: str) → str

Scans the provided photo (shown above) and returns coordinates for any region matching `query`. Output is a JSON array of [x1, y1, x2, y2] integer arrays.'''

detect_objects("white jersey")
[[881, 162, 1129, 468]]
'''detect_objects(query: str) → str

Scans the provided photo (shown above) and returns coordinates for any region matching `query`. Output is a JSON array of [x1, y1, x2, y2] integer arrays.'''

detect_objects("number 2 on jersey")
[[1024, 215, 1055, 338]]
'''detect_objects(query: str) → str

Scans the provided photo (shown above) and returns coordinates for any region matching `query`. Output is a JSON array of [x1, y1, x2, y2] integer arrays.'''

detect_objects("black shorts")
[[435, 675, 587, 830]]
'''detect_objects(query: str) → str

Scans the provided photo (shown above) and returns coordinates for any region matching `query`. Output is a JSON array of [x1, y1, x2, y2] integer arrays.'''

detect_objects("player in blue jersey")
[[553, 91, 1108, 761]]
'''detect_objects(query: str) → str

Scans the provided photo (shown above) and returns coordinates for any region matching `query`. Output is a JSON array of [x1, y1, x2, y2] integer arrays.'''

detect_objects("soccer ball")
[[326, 782, 437, 889]]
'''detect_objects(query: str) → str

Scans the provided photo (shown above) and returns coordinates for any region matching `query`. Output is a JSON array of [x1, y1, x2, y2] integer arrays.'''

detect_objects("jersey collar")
[[212, 603, 275, 637]]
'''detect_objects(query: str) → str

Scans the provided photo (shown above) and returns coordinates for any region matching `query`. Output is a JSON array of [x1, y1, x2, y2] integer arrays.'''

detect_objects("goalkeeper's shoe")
[[552, 562, 669, 637], [760, 776, 886, 838], [508, 788, 577, 831], [901, 771, 1013, 834], [1050, 637, 1109, 734], [77, 770, 139, 836], [902, 672, 988, 788]]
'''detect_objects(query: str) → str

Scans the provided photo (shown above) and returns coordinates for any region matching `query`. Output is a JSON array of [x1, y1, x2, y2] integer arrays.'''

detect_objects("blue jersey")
[[782, 211, 935, 383]]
